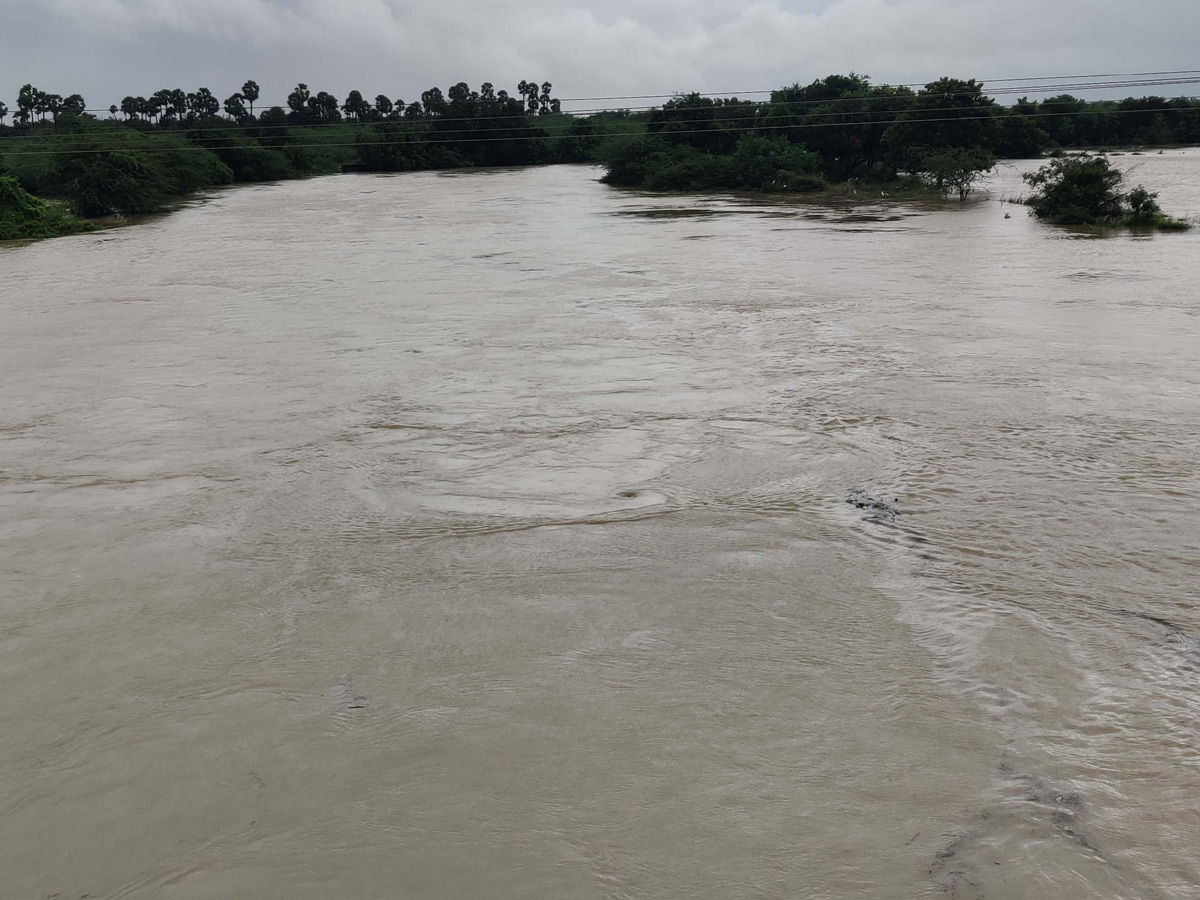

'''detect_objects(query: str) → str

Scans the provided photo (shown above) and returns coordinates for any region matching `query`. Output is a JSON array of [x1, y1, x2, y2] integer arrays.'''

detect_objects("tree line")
[[4, 72, 1199, 241], [0, 79, 562, 128], [602, 74, 1200, 194], [0, 78, 592, 240]]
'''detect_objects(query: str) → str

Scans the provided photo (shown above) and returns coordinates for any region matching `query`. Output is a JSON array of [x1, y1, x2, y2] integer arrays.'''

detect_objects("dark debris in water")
[[331, 677, 368, 715], [929, 765, 1112, 898], [846, 488, 900, 522]]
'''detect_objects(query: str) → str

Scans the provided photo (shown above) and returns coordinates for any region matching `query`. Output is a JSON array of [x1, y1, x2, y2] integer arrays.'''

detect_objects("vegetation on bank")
[[0, 174, 93, 241], [594, 74, 1200, 197], [2, 73, 1199, 240], [603, 135, 827, 193], [1024, 155, 1190, 230]]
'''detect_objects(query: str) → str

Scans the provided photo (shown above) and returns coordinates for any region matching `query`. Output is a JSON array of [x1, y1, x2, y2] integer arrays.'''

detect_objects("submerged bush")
[[1024, 154, 1189, 229]]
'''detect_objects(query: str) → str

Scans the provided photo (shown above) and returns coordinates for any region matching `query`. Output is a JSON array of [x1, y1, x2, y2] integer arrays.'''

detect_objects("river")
[[2, 153, 1199, 899]]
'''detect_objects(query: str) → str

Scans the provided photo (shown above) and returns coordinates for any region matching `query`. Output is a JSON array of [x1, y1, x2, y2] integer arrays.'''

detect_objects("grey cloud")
[[2, 0, 1198, 109]]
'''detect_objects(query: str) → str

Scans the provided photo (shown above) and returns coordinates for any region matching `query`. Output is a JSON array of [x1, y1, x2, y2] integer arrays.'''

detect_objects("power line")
[[550, 68, 1200, 102], [41, 68, 1200, 115], [2, 106, 1192, 157], [7, 93, 1200, 152], [6, 75, 1199, 145]]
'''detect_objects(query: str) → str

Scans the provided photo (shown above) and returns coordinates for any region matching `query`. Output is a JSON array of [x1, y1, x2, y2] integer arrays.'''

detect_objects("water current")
[[2, 153, 1199, 899]]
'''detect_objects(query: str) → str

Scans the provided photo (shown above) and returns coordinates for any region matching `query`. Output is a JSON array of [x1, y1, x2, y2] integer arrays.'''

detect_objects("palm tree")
[[16, 84, 35, 125], [224, 93, 247, 120], [241, 80, 260, 119]]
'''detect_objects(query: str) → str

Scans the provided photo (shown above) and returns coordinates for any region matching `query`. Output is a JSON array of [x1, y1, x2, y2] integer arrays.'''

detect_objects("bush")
[[357, 126, 428, 171], [0, 176, 93, 240], [729, 135, 824, 192], [1024, 154, 1189, 229], [1024, 155, 1124, 224], [555, 118, 603, 163], [601, 135, 826, 194], [48, 143, 233, 216], [1125, 186, 1162, 224]]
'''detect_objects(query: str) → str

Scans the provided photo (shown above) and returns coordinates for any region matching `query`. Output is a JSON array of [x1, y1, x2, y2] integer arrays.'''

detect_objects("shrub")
[[1024, 154, 1189, 229], [357, 126, 428, 171], [601, 135, 826, 194], [0, 176, 93, 240], [1024, 155, 1124, 224], [49, 144, 233, 216]]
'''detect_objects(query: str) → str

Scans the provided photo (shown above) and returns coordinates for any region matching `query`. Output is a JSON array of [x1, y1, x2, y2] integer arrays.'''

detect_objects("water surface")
[[2, 155, 1199, 899]]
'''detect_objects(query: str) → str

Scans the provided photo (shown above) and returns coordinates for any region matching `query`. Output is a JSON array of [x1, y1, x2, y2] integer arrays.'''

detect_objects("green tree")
[[995, 107, 1050, 158], [17, 84, 35, 125], [343, 90, 369, 121], [256, 106, 289, 146], [648, 93, 737, 154], [224, 93, 248, 120], [420, 87, 446, 117], [153, 89, 175, 125], [190, 87, 220, 119], [374, 95, 393, 118], [884, 77, 999, 169], [918, 147, 995, 199], [309, 91, 341, 122], [556, 117, 602, 162], [170, 89, 188, 122], [287, 83, 311, 120], [241, 80, 260, 118], [765, 75, 913, 180]]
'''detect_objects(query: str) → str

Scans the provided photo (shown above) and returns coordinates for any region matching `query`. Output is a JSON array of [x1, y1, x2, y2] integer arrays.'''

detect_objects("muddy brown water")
[[2, 154, 1199, 899]]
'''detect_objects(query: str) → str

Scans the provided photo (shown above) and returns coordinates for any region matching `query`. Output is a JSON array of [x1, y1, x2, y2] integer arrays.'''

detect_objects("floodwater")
[[2, 153, 1199, 899]]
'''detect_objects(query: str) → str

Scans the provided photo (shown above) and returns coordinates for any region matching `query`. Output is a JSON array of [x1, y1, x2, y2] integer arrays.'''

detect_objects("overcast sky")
[[2, 0, 1198, 110]]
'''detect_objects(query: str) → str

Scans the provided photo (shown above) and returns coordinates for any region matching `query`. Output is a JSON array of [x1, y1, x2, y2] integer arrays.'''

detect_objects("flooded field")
[[2, 153, 1199, 899]]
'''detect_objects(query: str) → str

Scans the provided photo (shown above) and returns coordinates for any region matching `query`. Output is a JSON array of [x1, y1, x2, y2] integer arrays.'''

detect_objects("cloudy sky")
[[2, 0, 1198, 110]]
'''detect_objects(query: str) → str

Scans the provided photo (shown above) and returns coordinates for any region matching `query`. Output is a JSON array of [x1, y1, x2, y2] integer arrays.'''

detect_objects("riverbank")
[[0, 176, 93, 241]]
